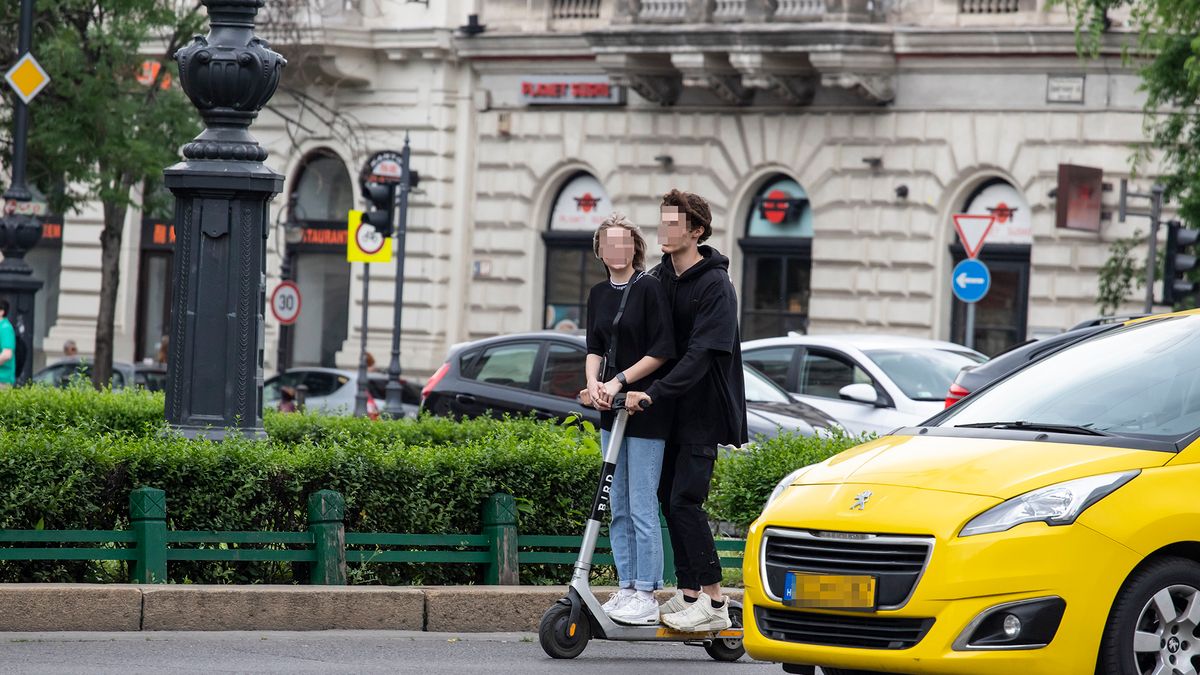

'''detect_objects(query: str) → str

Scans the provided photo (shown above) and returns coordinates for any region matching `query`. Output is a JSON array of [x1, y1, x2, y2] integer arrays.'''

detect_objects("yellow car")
[[743, 311, 1200, 675]]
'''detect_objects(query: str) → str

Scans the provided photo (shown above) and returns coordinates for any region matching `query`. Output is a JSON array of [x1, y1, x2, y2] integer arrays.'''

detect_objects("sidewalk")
[[0, 585, 744, 632]]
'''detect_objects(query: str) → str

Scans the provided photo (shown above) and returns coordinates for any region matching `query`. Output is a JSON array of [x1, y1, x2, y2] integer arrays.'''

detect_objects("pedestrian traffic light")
[[407, 170, 420, 190], [361, 182, 395, 238], [1162, 219, 1200, 306]]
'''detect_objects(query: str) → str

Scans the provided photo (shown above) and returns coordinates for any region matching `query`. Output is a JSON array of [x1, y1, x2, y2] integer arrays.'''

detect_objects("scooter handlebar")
[[607, 393, 651, 410]]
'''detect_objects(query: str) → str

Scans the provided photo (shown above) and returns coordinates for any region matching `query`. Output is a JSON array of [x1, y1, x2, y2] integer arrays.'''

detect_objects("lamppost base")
[[0, 270, 43, 383], [163, 424, 268, 442]]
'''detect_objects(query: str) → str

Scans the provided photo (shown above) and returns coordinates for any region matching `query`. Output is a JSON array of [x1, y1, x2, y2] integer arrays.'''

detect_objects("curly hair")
[[593, 212, 648, 271], [661, 189, 713, 244]]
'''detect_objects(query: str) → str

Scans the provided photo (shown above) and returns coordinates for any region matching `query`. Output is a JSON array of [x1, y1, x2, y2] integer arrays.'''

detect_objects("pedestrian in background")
[[157, 335, 169, 365], [278, 385, 298, 413], [0, 300, 15, 388], [63, 339, 78, 358]]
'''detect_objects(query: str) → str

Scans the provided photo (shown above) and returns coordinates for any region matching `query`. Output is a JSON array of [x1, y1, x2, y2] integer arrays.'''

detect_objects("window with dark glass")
[[540, 343, 586, 398], [462, 342, 541, 390], [739, 176, 813, 341], [543, 172, 612, 331]]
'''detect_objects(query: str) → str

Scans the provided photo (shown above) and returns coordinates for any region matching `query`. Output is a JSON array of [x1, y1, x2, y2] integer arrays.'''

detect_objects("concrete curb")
[[0, 585, 743, 632]]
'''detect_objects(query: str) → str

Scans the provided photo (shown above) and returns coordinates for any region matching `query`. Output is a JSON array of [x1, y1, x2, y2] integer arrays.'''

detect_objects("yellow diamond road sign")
[[5, 53, 50, 104]]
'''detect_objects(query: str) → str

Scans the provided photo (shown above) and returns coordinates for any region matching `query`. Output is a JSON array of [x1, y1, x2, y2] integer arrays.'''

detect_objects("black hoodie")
[[644, 246, 749, 447]]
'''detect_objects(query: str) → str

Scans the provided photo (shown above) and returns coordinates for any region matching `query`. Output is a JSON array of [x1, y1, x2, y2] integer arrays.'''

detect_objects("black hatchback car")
[[421, 332, 841, 439]]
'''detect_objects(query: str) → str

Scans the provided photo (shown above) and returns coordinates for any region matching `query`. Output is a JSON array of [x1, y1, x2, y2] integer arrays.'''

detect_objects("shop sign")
[[520, 75, 624, 106], [1047, 75, 1085, 104], [289, 221, 348, 254], [962, 182, 1033, 245], [1056, 164, 1103, 232], [549, 174, 611, 232]]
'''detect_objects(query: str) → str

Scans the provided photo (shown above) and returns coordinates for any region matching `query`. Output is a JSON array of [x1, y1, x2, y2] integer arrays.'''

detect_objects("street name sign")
[[5, 53, 50, 104], [952, 258, 991, 304], [270, 281, 301, 325], [953, 214, 995, 259]]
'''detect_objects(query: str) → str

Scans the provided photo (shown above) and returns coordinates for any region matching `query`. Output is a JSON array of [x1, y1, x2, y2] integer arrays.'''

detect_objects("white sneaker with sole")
[[602, 591, 634, 614], [610, 595, 660, 626], [660, 592, 732, 632], [658, 590, 690, 616]]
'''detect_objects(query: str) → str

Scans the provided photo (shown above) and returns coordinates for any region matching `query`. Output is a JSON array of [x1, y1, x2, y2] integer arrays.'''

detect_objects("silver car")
[[742, 333, 986, 435], [264, 367, 420, 418]]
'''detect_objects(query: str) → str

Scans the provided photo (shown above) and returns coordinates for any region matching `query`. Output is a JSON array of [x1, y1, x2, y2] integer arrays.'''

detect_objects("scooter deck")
[[654, 626, 743, 640]]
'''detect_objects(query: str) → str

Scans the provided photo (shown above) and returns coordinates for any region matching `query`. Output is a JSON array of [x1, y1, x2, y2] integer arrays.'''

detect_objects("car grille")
[[761, 528, 933, 609], [755, 606, 934, 650]]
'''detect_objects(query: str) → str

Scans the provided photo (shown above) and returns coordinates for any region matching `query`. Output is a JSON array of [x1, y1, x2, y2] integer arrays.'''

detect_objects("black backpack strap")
[[603, 272, 639, 380]]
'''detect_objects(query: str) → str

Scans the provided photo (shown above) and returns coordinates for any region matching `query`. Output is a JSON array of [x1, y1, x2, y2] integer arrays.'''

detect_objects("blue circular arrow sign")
[[952, 259, 991, 303]]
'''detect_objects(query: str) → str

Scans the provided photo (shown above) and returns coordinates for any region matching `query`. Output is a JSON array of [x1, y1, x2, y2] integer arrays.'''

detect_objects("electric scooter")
[[538, 392, 745, 662]]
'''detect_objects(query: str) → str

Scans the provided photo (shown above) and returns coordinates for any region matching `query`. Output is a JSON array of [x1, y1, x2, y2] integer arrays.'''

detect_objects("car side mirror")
[[839, 383, 885, 407]]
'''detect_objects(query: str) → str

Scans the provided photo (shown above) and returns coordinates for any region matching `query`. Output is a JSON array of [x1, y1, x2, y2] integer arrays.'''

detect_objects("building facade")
[[11, 0, 1162, 381]]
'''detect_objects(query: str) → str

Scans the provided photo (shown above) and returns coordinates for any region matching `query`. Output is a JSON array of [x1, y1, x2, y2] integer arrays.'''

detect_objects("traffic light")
[[1162, 219, 1200, 306], [361, 182, 395, 238], [407, 170, 420, 190]]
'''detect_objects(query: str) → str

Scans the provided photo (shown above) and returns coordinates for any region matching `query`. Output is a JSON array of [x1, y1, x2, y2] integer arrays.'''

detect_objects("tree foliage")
[[1063, 0, 1200, 224], [0, 0, 204, 386]]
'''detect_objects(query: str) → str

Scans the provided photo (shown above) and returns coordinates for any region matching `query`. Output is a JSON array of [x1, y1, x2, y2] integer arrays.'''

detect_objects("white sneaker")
[[610, 595, 660, 626], [602, 591, 634, 614], [661, 592, 732, 632], [658, 590, 690, 616]]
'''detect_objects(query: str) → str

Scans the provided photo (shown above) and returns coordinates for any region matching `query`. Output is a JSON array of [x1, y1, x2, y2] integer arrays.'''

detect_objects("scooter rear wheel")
[[704, 604, 746, 662], [538, 601, 591, 659]]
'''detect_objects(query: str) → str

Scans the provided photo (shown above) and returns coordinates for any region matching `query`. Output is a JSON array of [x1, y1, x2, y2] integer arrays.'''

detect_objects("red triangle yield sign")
[[953, 214, 995, 259]]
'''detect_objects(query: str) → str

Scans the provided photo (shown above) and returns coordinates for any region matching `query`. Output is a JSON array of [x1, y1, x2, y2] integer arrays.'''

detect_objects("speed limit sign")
[[271, 281, 302, 325]]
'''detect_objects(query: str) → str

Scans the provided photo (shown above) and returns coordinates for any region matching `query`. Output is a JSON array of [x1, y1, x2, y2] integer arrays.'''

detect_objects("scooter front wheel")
[[538, 601, 591, 659]]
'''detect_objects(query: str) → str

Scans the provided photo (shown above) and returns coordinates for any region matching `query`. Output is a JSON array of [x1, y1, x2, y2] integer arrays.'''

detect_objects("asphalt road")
[[0, 631, 784, 674]]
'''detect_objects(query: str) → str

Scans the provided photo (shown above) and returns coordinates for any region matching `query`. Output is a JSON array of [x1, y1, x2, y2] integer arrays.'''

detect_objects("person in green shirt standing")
[[0, 300, 16, 387]]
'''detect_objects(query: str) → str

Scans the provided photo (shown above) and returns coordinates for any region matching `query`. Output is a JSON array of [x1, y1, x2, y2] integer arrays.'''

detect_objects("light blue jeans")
[[602, 429, 666, 592]]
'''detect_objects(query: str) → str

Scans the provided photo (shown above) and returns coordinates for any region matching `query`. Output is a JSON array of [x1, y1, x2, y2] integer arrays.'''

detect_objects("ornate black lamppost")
[[0, 0, 44, 384], [163, 0, 285, 439]]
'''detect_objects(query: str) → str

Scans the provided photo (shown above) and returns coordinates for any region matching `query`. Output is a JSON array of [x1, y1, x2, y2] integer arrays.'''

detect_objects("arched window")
[[739, 175, 813, 340], [282, 151, 354, 369], [542, 172, 612, 330], [949, 178, 1033, 356]]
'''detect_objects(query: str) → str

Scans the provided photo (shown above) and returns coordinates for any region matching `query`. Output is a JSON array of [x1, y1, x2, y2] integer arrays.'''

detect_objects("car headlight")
[[766, 466, 813, 506], [959, 470, 1139, 537]]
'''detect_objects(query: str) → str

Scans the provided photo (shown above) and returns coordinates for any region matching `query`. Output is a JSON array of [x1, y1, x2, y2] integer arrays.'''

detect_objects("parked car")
[[263, 367, 421, 417], [421, 332, 841, 439], [742, 333, 986, 435], [743, 310, 1200, 675], [32, 358, 168, 391], [946, 315, 1152, 407]]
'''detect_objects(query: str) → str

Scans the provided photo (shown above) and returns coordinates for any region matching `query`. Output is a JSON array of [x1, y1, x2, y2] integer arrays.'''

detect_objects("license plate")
[[783, 571, 876, 610]]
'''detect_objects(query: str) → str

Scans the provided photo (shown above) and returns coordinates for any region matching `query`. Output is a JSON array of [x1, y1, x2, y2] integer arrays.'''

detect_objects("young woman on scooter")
[[583, 212, 676, 626]]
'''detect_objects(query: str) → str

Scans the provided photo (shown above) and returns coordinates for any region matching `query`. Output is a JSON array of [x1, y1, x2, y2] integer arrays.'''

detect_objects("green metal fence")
[[0, 487, 745, 585]]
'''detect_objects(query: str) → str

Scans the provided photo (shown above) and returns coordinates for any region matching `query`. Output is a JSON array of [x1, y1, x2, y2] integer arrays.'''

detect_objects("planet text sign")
[[520, 75, 624, 106]]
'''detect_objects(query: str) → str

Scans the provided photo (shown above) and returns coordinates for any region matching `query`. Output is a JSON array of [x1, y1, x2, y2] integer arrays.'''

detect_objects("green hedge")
[[0, 386, 863, 584]]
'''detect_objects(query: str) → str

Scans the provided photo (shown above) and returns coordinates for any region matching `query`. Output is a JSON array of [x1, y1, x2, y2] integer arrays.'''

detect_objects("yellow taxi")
[[743, 311, 1200, 675]]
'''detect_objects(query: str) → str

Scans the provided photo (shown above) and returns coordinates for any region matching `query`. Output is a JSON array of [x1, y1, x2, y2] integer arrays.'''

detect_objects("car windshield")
[[865, 348, 985, 401], [937, 315, 1200, 443], [744, 365, 792, 404]]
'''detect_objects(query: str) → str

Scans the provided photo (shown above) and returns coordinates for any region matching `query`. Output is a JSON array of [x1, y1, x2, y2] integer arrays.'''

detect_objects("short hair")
[[661, 189, 713, 244], [0, 299, 8, 316], [593, 212, 648, 272]]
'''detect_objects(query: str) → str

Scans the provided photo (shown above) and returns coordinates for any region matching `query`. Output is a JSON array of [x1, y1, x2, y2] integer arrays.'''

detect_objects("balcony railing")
[[960, 0, 1020, 13], [552, 0, 603, 19], [639, 0, 690, 20], [775, 0, 827, 18]]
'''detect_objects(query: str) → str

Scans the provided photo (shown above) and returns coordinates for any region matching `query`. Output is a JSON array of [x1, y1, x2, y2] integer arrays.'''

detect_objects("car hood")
[[746, 401, 837, 434], [794, 433, 1172, 499]]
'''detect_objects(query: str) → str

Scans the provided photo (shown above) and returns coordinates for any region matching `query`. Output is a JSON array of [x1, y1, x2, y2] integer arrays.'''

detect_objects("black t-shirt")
[[586, 272, 676, 439]]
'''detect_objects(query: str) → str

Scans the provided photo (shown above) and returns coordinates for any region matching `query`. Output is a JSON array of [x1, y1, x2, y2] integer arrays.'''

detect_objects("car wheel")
[[1098, 556, 1200, 675]]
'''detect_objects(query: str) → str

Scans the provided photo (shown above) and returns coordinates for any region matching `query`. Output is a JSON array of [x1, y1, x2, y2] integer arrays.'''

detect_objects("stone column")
[[163, 0, 286, 439]]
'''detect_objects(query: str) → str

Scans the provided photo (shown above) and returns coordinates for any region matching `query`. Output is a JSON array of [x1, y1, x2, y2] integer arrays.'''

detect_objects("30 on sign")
[[271, 282, 302, 325]]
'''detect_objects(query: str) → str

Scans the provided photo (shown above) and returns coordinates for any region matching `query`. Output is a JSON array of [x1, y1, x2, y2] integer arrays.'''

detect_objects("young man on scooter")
[[625, 189, 748, 633]]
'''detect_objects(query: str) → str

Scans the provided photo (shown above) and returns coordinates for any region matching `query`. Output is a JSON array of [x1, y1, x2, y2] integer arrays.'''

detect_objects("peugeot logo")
[[851, 491, 872, 511]]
